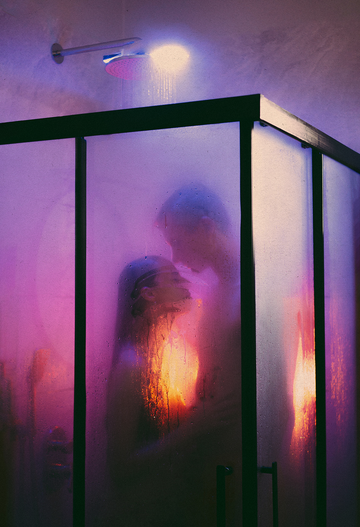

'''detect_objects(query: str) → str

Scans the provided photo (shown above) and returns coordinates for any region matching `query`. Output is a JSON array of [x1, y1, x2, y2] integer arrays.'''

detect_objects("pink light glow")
[[105, 55, 151, 80]]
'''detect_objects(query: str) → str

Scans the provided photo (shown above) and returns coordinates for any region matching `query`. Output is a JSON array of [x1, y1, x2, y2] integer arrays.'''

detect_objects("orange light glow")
[[140, 316, 199, 436], [160, 329, 198, 415], [292, 333, 315, 431], [290, 311, 316, 457]]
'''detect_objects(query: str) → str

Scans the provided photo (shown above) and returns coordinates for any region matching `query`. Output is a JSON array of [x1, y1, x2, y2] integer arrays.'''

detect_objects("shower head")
[[51, 37, 141, 64], [104, 44, 190, 80], [104, 53, 151, 80]]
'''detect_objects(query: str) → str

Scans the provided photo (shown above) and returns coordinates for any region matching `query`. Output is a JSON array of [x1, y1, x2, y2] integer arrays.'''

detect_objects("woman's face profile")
[[147, 271, 192, 313]]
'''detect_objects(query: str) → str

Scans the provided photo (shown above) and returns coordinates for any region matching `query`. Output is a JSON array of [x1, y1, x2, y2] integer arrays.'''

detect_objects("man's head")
[[156, 183, 231, 272]]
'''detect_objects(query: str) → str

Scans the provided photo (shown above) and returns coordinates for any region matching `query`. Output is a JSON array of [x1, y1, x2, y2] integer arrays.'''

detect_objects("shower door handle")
[[216, 465, 233, 527], [44, 426, 73, 493], [259, 462, 278, 527]]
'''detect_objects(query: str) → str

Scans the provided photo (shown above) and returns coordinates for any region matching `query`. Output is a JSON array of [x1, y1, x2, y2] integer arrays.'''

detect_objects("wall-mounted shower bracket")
[[51, 38, 141, 64]]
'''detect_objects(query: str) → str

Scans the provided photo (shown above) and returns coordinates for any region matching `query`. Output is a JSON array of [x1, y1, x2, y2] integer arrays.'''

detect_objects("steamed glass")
[[85, 123, 241, 526], [0, 140, 75, 527], [252, 122, 316, 527], [323, 156, 358, 526]]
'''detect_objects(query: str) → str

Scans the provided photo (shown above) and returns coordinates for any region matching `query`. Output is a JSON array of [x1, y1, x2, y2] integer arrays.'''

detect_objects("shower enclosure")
[[0, 94, 359, 527]]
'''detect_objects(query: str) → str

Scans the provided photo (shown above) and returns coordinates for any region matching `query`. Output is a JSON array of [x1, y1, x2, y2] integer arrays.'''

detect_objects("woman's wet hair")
[[113, 256, 184, 366]]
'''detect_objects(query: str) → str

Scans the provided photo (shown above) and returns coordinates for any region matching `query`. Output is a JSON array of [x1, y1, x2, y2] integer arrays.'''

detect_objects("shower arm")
[[51, 37, 141, 64]]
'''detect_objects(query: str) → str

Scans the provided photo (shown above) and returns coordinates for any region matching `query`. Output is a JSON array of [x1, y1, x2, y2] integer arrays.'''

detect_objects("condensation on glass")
[[0, 100, 358, 527], [0, 140, 75, 527], [85, 124, 241, 527], [252, 123, 316, 527], [323, 156, 359, 527]]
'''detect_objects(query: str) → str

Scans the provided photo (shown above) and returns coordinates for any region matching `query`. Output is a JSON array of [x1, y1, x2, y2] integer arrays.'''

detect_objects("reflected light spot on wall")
[[150, 45, 190, 74]]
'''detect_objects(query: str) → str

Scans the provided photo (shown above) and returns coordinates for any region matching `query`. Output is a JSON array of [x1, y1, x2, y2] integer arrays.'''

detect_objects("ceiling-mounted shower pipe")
[[51, 37, 141, 64]]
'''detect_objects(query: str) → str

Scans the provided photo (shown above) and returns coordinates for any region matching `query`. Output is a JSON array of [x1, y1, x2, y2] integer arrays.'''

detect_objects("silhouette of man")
[[156, 183, 242, 525], [156, 183, 239, 285]]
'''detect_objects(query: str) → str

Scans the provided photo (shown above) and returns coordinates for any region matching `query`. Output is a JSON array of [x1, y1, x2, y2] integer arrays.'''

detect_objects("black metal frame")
[[74, 137, 87, 527], [2, 94, 360, 173], [240, 119, 258, 525], [1, 94, 360, 527], [312, 150, 327, 527]]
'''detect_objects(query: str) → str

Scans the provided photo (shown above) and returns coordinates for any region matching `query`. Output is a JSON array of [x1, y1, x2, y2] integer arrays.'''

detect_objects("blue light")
[[103, 53, 123, 64]]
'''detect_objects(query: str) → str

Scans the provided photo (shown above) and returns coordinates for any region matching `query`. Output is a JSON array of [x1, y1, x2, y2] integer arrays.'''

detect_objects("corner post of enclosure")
[[240, 119, 258, 527], [73, 137, 87, 527], [312, 148, 327, 527]]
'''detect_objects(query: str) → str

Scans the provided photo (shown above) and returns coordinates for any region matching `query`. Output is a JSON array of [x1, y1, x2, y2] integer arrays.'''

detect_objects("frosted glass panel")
[[0, 140, 75, 527], [85, 124, 241, 527], [253, 123, 315, 526], [323, 156, 358, 526]]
